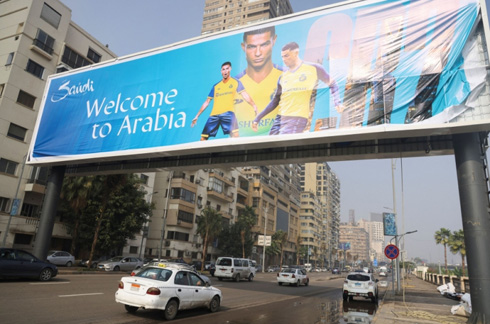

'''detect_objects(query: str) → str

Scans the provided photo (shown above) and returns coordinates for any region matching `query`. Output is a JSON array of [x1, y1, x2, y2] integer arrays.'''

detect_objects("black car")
[[332, 267, 340, 274], [0, 248, 58, 281]]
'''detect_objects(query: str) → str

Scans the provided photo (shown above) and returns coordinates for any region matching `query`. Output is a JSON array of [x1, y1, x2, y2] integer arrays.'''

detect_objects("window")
[[13, 233, 33, 245], [26, 59, 44, 78], [61, 46, 91, 69], [139, 174, 149, 185], [0, 196, 10, 212], [33, 29, 55, 55], [0, 84, 4, 97], [40, 3, 61, 28], [170, 188, 195, 203], [21, 203, 39, 217], [28, 166, 48, 185], [87, 48, 101, 63], [6, 52, 14, 66], [177, 210, 194, 223], [7, 123, 27, 141], [208, 177, 224, 193], [17, 90, 36, 108], [0, 158, 18, 175], [129, 246, 138, 254], [167, 231, 189, 241]]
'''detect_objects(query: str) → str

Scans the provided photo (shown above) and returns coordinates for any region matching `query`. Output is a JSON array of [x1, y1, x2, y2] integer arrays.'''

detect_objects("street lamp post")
[[158, 171, 173, 260], [262, 205, 269, 272]]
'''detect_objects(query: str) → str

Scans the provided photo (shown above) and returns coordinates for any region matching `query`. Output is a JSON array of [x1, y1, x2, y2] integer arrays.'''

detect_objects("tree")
[[59, 174, 152, 263], [237, 206, 257, 258], [434, 228, 451, 274], [272, 230, 288, 268], [197, 207, 223, 271], [449, 229, 466, 277]]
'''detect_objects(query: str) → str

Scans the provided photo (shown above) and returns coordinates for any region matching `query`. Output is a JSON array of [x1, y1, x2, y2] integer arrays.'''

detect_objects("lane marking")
[[59, 293, 104, 298], [30, 282, 70, 285]]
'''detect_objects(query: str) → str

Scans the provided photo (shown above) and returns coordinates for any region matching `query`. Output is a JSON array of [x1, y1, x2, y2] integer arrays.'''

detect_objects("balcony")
[[207, 188, 233, 203], [209, 171, 235, 187]]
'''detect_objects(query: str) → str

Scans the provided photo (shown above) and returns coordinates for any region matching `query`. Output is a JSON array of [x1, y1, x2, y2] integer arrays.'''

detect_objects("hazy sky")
[[60, 0, 489, 264]]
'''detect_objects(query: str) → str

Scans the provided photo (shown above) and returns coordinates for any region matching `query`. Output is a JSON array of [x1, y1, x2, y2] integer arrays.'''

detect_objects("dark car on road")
[[0, 248, 58, 281], [332, 267, 340, 274]]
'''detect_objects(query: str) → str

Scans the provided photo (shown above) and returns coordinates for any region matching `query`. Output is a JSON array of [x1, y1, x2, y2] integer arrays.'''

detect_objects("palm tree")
[[197, 207, 223, 271], [449, 229, 466, 277], [272, 230, 288, 268], [61, 176, 93, 257], [237, 206, 257, 258], [434, 228, 451, 274]]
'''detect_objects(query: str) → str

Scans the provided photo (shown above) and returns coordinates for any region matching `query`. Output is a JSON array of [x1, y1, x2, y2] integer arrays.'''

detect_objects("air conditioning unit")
[[196, 180, 201, 184], [164, 241, 171, 247]]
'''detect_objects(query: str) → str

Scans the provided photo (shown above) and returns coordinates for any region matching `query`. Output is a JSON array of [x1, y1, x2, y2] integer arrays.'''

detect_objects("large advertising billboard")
[[29, 0, 488, 165]]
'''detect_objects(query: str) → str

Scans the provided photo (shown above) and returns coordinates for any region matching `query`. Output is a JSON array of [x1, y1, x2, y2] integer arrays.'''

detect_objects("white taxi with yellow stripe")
[[115, 262, 222, 320]]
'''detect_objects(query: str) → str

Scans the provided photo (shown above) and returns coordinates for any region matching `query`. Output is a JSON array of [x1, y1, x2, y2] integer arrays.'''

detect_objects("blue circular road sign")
[[384, 244, 400, 260]]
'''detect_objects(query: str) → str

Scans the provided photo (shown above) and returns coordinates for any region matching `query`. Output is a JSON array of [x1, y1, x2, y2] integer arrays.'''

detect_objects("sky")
[[59, 0, 490, 264]]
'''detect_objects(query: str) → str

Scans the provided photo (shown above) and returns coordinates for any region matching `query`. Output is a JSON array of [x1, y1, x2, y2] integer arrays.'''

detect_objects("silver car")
[[98, 256, 143, 271], [46, 250, 75, 267]]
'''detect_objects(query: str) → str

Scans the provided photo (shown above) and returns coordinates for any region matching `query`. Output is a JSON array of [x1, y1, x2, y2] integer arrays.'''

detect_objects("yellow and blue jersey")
[[234, 66, 283, 136], [208, 77, 244, 116]]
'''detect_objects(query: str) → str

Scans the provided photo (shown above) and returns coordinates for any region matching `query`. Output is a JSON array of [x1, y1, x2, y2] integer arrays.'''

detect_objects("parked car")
[[115, 262, 221, 320], [80, 255, 111, 268], [98, 256, 143, 271], [332, 267, 340, 275], [267, 265, 280, 272], [46, 250, 75, 267], [0, 248, 58, 281], [214, 257, 254, 282], [204, 261, 215, 270], [343, 272, 379, 303], [277, 267, 309, 287], [379, 271, 387, 277]]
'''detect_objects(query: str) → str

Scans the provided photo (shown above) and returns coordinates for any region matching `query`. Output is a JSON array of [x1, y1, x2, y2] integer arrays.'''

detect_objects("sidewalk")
[[374, 275, 467, 324]]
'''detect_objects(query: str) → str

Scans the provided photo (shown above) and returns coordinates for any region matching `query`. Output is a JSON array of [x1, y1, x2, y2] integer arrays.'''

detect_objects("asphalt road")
[[0, 271, 379, 324]]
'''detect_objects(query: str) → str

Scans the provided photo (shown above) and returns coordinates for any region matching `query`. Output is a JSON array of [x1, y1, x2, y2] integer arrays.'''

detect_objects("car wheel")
[[125, 305, 138, 313], [305, 279, 309, 286], [248, 274, 253, 282], [91, 263, 97, 269], [278, 282, 283, 286], [296, 280, 300, 287], [371, 297, 377, 303], [209, 296, 220, 312], [349, 296, 354, 302], [39, 268, 53, 281], [113, 266, 120, 271], [218, 277, 223, 281], [164, 299, 178, 320], [343, 294, 348, 301], [66, 261, 72, 267], [234, 274, 240, 282]]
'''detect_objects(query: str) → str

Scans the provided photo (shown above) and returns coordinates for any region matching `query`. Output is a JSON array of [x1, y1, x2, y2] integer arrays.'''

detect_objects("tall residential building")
[[202, 0, 293, 35], [339, 222, 370, 265], [0, 0, 116, 250], [358, 218, 385, 263], [301, 162, 341, 267]]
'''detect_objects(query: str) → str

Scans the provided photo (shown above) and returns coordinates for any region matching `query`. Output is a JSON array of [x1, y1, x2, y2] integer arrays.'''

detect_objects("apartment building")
[[202, 0, 293, 35], [358, 218, 385, 263], [339, 222, 370, 265], [0, 0, 116, 250]]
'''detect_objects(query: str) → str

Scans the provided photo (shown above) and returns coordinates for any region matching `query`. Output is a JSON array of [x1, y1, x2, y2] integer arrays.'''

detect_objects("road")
[[0, 271, 380, 323]]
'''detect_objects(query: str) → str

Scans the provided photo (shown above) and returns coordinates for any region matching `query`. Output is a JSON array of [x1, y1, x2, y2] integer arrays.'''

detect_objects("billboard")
[[383, 212, 398, 236], [29, 0, 488, 165]]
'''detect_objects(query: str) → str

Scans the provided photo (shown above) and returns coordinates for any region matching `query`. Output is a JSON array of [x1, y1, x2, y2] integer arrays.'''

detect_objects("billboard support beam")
[[33, 165, 66, 260], [453, 132, 490, 323]]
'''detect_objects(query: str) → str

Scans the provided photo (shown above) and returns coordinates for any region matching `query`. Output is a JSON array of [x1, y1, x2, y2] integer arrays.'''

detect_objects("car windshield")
[[217, 258, 232, 266], [282, 268, 296, 274], [137, 268, 172, 281], [108, 257, 123, 262], [347, 274, 370, 281]]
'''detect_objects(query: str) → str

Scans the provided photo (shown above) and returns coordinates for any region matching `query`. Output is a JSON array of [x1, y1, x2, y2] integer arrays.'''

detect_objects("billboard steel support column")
[[33, 166, 66, 260], [453, 132, 490, 324]]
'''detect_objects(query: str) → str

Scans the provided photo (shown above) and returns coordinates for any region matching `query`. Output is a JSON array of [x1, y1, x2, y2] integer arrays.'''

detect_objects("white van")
[[214, 257, 254, 282]]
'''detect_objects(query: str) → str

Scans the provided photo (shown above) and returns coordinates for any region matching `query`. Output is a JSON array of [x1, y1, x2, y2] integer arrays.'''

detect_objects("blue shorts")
[[202, 111, 239, 138], [269, 115, 308, 135]]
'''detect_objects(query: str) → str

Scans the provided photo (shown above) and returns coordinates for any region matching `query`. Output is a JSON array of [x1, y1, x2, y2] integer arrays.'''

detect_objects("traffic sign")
[[384, 244, 400, 260]]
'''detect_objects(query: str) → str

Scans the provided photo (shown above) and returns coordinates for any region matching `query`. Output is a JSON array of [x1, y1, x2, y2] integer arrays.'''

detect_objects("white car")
[[98, 256, 143, 271], [343, 272, 379, 303], [46, 250, 75, 267], [277, 268, 309, 286], [115, 263, 222, 320]]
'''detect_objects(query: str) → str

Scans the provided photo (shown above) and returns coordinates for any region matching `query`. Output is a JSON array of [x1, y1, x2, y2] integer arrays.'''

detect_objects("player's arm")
[[191, 97, 212, 127], [252, 81, 282, 131], [239, 90, 258, 116], [315, 64, 344, 113]]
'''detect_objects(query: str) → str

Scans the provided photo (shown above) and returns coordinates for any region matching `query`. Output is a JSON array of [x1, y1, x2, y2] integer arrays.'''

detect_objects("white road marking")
[[58, 293, 104, 297], [30, 282, 71, 285]]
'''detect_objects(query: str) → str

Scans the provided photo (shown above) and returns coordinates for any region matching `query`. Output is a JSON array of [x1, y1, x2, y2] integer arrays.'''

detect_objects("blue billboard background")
[[30, 0, 484, 163]]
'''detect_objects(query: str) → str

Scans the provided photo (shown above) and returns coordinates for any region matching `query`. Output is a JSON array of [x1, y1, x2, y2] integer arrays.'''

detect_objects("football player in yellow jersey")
[[191, 62, 258, 141], [252, 42, 344, 135], [234, 26, 282, 137]]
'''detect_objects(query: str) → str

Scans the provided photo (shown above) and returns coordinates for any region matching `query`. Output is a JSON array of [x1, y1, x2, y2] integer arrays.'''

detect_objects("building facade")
[[202, 0, 293, 35], [0, 0, 116, 251]]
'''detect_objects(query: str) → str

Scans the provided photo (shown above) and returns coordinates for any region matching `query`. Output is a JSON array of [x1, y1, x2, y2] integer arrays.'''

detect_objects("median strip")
[[59, 293, 104, 297]]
